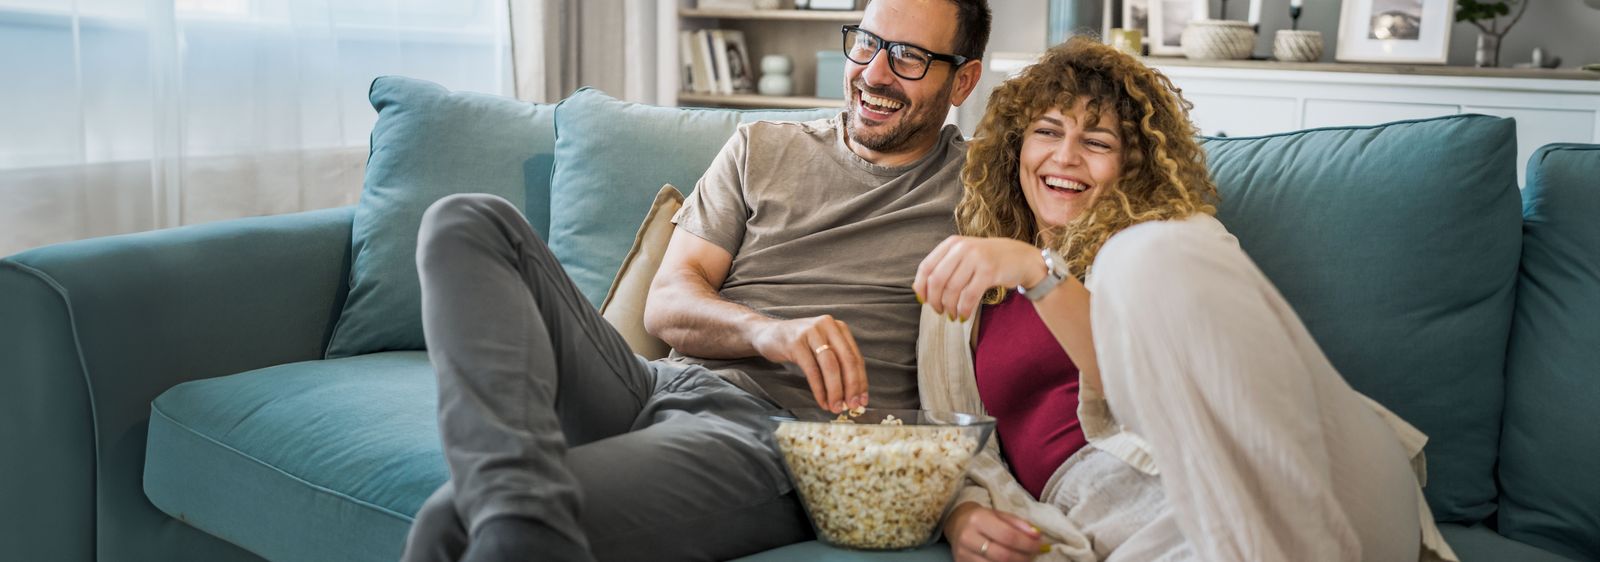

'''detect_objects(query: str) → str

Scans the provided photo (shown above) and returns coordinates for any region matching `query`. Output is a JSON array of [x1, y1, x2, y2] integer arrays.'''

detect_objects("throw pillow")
[[1202, 114, 1521, 524], [599, 184, 682, 360], [1497, 143, 1600, 561], [546, 88, 838, 309], [325, 77, 556, 358]]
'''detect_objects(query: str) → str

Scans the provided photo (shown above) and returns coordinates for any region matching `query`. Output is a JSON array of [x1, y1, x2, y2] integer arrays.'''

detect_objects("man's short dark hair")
[[949, 0, 991, 62]]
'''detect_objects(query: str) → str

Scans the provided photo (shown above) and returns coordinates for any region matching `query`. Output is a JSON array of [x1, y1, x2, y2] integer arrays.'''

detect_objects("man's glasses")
[[841, 25, 969, 81]]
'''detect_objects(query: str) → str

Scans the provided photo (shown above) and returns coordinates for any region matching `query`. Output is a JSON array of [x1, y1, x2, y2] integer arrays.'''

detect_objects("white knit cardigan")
[[914, 304, 1458, 561]]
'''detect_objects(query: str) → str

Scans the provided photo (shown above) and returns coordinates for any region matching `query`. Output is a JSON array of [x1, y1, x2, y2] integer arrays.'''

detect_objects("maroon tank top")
[[973, 290, 1088, 499]]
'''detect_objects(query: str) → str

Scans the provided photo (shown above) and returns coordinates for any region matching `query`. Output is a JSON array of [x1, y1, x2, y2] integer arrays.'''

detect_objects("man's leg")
[[569, 365, 812, 561], [1087, 219, 1422, 561], [404, 484, 468, 562], [404, 193, 657, 561]]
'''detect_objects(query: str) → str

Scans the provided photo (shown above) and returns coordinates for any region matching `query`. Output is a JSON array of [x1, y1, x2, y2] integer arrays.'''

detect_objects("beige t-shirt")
[[668, 113, 966, 411]]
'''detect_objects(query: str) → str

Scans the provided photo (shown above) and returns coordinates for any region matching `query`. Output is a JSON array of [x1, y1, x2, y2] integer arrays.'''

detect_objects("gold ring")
[[979, 540, 990, 555], [813, 344, 832, 355]]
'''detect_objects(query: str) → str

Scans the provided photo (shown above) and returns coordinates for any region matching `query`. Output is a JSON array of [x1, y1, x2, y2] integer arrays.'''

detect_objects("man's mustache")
[[851, 79, 909, 106]]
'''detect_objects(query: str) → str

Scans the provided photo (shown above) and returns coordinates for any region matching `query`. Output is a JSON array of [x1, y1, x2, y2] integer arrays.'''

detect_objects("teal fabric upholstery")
[[0, 207, 355, 562], [327, 76, 556, 358], [1201, 115, 1522, 524], [145, 351, 445, 562], [1437, 524, 1578, 562], [1498, 144, 1600, 561], [734, 541, 951, 561], [547, 88, 838, 308]]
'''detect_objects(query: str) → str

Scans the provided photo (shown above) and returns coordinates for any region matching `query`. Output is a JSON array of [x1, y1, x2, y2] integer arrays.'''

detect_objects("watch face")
[[1043, 249, 1069, 278]]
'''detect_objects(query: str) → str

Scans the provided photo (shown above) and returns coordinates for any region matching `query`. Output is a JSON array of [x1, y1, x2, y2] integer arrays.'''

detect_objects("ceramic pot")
[[1273, 30, 1323, 62], [1181, 20, 1255, 60]]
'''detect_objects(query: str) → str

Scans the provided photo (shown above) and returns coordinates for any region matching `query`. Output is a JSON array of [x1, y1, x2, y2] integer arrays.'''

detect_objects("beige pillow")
[[600, 184, 682, 360]]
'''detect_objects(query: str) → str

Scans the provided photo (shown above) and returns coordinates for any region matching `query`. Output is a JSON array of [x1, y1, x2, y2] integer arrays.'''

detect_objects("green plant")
[[1455, 0, 1529, 67]]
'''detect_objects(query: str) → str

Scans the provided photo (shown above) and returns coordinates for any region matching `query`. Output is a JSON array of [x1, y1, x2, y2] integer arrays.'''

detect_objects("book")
[[711, 30, 732, 95], [678, 31, 697, 92], [695, 29, 718, 95]]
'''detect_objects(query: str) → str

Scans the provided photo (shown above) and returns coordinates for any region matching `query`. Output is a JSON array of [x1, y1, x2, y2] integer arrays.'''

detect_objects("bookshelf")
[[666, 2, 866, 109], [679, 92, 846, 109], [681, 8, 865, 22]]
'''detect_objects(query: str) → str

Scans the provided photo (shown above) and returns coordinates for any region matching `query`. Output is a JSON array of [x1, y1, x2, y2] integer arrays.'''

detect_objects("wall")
[[1214, 0, 1598, 67], [991, 0, 1600, 68], [958, 0, 1050, 134]]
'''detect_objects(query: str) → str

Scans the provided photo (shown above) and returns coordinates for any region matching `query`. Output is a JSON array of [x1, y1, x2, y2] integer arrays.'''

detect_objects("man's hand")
[[750, 315, 867, 413], [944, 503, 1045, 562], [914, 236, 1046, 322]]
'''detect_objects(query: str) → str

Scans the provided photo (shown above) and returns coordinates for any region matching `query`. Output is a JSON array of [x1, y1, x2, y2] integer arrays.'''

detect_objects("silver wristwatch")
[[1017, 248, 1070, 302]]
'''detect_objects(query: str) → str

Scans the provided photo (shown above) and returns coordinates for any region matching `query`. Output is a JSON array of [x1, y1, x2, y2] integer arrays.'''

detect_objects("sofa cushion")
[[327, 77, 556, 358], [548, 89, 838, 309], [1437, 523, 1578, 562], [144, 351, 446, 562], [1498, 143, 1600, 561], [600, 184, 682, 360], [1201, 114, 1522, 524]]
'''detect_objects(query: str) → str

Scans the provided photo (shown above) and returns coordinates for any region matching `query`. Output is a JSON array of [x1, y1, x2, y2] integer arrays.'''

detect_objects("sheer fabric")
[[0, 0, 512, 255]]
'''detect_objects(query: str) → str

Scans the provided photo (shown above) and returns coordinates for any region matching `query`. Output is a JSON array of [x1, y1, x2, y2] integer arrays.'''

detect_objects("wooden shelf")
[[679, 8, 864, 22], [679, 92, 845, 109]]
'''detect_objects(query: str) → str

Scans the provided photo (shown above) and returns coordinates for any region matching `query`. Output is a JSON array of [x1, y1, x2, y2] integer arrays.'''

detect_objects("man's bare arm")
[[644, 229, 869, 412], [644, 229, 765, 357]]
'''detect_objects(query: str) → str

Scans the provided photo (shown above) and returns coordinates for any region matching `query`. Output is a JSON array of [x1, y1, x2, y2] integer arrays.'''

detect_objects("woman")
[[912, 38, 1456, 562]]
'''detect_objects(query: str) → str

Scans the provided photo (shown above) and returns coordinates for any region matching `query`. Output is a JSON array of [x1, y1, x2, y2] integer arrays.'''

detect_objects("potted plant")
[[1455, 0, 1528, 67]]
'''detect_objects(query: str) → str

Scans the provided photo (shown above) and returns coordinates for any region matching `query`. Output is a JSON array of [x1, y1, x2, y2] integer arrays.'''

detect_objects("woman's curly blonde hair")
[[958, 37, 1217, 301]]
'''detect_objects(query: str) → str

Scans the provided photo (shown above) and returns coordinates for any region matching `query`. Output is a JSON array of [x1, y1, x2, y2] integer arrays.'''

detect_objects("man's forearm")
[[645, 271, 775, 359]]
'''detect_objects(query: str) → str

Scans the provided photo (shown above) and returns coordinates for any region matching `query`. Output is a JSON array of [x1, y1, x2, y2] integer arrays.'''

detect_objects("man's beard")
[[846, 77, 953, 154]]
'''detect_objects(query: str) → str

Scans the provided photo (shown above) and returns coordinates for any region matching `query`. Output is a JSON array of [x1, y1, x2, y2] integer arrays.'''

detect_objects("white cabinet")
[[1144, 60, 1600, 185], [990, 54, 1600, 185]]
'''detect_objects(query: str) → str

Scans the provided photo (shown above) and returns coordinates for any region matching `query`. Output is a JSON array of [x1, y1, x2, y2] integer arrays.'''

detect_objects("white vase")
[[1272, 30, 1322, 62], [759, 75, 794, 96], [1180, 20, 1255, 60], [758, 55, 794, 96]]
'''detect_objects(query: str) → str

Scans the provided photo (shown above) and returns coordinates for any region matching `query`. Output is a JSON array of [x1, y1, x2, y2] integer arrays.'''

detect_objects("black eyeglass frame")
[[840, 24, 970, 81]]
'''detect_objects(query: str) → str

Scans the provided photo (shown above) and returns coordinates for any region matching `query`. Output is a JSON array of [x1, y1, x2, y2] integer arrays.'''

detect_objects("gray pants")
[[401, 194, 810, 562]]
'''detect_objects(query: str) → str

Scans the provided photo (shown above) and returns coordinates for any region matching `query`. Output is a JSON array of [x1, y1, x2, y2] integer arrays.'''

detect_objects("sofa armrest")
[[0, 206, 355, 560]]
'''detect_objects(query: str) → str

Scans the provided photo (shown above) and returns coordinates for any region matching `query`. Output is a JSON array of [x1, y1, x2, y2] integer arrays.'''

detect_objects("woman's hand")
[[944, 502, 1046, 562], [915, 236, 1046, 321]]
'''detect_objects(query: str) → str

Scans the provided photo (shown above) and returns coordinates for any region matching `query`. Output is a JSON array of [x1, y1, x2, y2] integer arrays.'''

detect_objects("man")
[[401, 1, 989, 560]]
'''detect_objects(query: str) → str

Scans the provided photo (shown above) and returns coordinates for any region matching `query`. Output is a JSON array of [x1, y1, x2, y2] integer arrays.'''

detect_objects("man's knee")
[[417, 193, 527, 268]]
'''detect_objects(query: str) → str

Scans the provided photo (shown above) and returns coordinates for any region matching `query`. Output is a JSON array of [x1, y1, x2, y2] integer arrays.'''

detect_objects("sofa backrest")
[[545, 88, 838, 309], [1200, 115, 1523, 525], [325, 80, 835, 358], [1498, 143, 1600, 561]]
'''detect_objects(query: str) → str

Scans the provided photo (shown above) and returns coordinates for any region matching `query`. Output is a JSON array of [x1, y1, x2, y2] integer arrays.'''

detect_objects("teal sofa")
[[3, 77, 1597, 562]]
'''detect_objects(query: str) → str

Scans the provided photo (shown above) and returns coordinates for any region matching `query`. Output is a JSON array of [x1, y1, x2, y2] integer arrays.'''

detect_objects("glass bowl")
[[769, 408, 996, 550]]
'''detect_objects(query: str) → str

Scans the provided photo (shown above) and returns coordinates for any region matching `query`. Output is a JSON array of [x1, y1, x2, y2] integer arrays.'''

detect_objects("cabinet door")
[[1462, 105, 1600, 184], [1185, 94, 1297, 138], [1303, 100, 1460, 129]]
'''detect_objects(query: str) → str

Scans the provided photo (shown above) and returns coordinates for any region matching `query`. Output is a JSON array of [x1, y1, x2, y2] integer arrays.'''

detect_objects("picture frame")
[[1146, 0, 1195, 56], [1120, 0, 1151, 51], [1335, 0, 1454, 63], [719, 30, 755, 94]]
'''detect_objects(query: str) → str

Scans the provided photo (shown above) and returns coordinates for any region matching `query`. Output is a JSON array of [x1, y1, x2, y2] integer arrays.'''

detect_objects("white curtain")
[[0, 0, 513, 256], [507, 0, 657, 105]]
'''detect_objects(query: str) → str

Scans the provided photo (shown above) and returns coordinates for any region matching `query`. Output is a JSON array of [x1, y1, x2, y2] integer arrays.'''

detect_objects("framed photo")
[[719, 30, 755, 94], [1335, 0, 1454, 63], [1147, 0, 1195, 56]]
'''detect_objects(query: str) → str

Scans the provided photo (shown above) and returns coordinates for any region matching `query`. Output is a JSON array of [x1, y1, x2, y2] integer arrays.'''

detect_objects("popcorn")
[[774, 417, 980, 550]]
